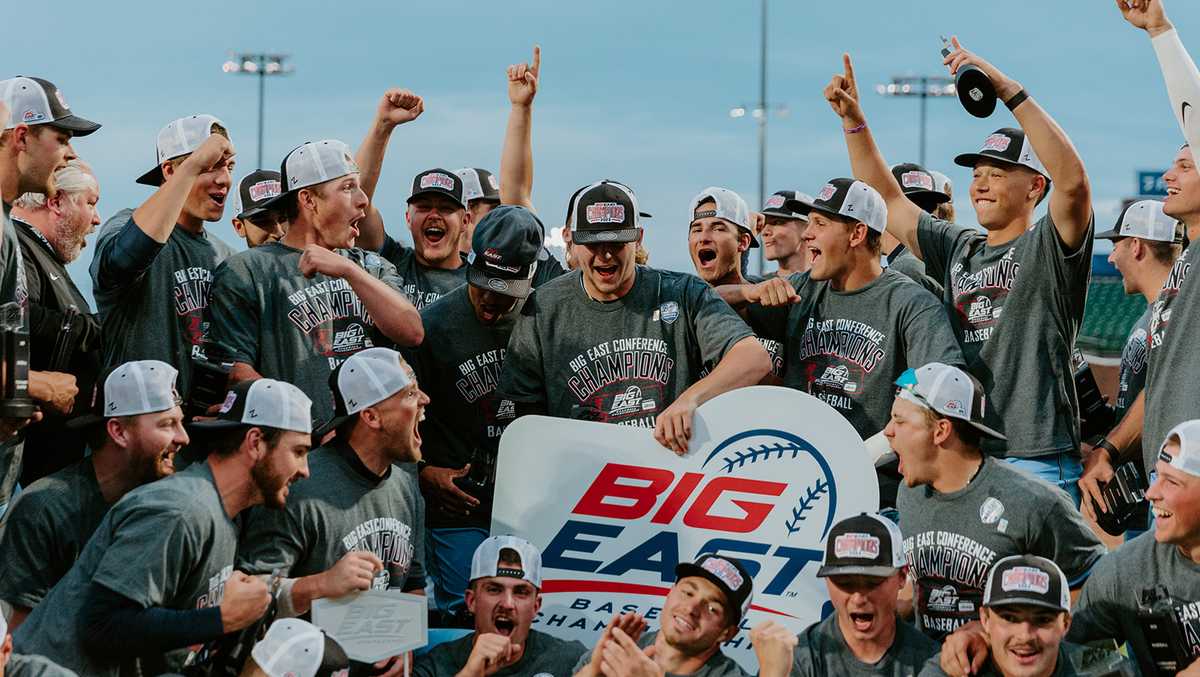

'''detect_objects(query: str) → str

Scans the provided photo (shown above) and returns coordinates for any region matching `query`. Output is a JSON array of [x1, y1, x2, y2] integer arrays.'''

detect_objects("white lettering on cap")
[[420, 173, 455, 191], [700, 557, 744, 591], [981, 133, 1012, 153], [816, 184, 837, 201], [248, 180, 281, 202], [1001, 567, 1050, 595], [586, 202, 626, 224], [901, 171, 934, 191], [833, 533, 881, 560]]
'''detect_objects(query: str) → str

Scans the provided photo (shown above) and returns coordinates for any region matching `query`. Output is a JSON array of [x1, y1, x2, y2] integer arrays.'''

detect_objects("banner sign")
[[493, 386, 878, 671], [312, 590, 428, 663]]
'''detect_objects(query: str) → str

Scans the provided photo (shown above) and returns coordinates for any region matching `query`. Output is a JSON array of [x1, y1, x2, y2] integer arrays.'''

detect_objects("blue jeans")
[[427, 527, 489, 615], [1005, 453, 1082, 507]]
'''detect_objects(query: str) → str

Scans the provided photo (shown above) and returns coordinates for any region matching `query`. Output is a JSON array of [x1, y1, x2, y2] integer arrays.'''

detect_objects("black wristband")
[[1004, 89, 1029, 111], [1095, 438, 1120, 465]]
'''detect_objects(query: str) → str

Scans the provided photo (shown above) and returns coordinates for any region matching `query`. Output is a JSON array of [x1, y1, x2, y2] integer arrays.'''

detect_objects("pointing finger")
[[842, 53, 856, 86], [531, 45, 541, 75]]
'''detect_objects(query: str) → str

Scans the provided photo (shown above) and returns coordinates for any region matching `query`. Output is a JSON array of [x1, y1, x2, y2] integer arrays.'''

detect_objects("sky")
[[6, 0, 1195, 303]]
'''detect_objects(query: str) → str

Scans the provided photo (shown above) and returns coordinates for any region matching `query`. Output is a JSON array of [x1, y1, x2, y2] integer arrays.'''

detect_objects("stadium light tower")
[[875, 75, 955, 167], [222, 53, 293, 169]]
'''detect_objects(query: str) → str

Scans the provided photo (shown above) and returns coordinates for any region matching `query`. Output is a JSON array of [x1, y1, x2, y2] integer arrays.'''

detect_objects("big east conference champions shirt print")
[[493, 386, 878, 672]]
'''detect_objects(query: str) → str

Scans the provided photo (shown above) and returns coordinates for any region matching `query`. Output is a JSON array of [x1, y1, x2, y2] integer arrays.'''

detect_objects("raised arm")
[[943, 37, 1092, 249], [500, 46, 540, 209], [131, 134, 232, 243], [354, 89, 425, 251], [1116, 0, 1200, 149], [825, 54, 925, 257]]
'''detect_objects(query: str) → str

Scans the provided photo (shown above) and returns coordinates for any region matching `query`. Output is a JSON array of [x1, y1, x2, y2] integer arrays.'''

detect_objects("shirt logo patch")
[[981, 133, 1012, 153], [1001, 567, 1050, 594], [659, 301, 680, 324], [815, 365, 858, 394], [609, 385, 656, 417], [420, 172, 455, 191], [586, 202, 626, 224], [248, 180, 281, 202], [833, 533, 881, 560], [979, 497, 1005, 524], [901, 171, 934, 191], [333, 323, 367, 352]]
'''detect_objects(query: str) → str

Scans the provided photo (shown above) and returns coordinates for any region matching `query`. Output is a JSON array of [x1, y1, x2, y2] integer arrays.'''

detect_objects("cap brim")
[[816, 564, 899, 579], [467, 265, 533, 299], [65, 413, 105, 430], [639, 211, 654, 219], [903, 189, 951, 205], [761, 207, 807, 220], [313, 414, 352, 440], [984, 597, 1067, 613], [407, 189, 467, 210], [136, 165, 166, 187], [187, 418, 252, 431], [572, 228, 641, 245], [969, 419, 1007, 440], [237, 205, 271, 220], [1094, 227, 1124, 240], [49, 115, 101, 137], [953, 152, 1045, 178]]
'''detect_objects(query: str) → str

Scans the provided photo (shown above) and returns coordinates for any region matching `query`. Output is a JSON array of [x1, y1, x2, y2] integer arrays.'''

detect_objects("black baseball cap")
[[468, 206, 543, 299], [789, 178, 888, 233], [457, 167, 501, 203], [762, 190, 811, 220], [674, 554, 754, 624], [0, 76, 101, 136], [234, 170, 283, 220], [982, 555, 1070, 613], [953, 128, 1049, 179], [891, 163, 951, 213], [409, 168, 467, 209], [564, 180, 652, 228], [572, 180, 642, 245], [817, 513, 907, 578]]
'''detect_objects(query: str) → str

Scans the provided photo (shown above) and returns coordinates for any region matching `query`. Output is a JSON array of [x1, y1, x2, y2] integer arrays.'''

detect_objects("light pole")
[[222, 53, 293, 170], [874, 75, 955, 167]]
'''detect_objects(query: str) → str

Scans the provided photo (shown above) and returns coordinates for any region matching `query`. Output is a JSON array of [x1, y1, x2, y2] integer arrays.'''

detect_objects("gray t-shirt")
[[1070, 531, 1200, 675], [5, 654, 79, 677], [0, 457, 109, 609], [1145, 239, 1198, 464], [919, 642, 1134, 676], [1115, 306, 1151, 424], [413, 629, 586, 677], [917, 211, 1094, 458], [12, 462, 239, 677], [237, 441, 425, 590], [0, 201, 29, 509], [412, 286, 517, 530], [775, 269, 963, 438], [887, 244, 943, 299], [90, 209, 235, 395], [571, 630, 749, 677], [498, 268, 755, 428], [204, 241, 406, 424], [897, 457, 1105, 640], [792, 613, 937, 677]]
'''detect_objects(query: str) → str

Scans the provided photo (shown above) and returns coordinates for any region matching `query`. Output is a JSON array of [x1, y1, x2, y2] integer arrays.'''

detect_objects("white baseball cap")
[[316, 347, 413, 436], [251, 618, 350, 677], [262, 139, 360, 211], [136, 114, 226, 186], [190, 378, 313, 435], [796, 178, 888, 233], [0, 76, 100, 136], [895, 362, 1005, 440], [456, 167, 500, 202], [470, 535, 543, 588], [1096, 199, 1182, 243], [689, 186, 756, 247], [1159, 420, 1200, 477], [929, 169, 952, 196], [69, 360, 181, 428]]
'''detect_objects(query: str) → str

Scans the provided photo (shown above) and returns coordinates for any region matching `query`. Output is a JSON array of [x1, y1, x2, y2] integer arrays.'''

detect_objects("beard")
[[252, 455, 291, 510], [50, 216, 87, 263]]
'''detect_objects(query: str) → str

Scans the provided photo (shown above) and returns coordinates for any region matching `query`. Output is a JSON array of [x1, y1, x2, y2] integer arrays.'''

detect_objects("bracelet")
[[1004, 89, 1029, 111], [1095, 438, 1120, 465], [845, 122, 867, 135]]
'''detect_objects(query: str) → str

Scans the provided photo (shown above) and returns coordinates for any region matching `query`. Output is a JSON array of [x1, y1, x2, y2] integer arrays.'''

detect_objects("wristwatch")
[[1095, 438, 1120, 465]]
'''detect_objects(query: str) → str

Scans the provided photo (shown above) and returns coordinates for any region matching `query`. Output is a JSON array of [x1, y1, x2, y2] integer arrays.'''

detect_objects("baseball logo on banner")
[[493, 386, 878, 672]]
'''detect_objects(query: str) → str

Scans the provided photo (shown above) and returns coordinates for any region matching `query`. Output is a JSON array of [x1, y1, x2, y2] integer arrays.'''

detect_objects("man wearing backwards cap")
[[573, 554, 764, 677], [90, 114, 236, 396], [241, 618, 350, 677], [238, 348, 426, 676], [204, 138, 423, 425], [498, 178, 770, 454], [0, 360, 187, 630], [721, 178, 963, 511], [1091, 1, 1200, 539], [1066, 419, 1200, 675], [885, 362, 1103, 645], [413, 206, 563, 623], [14, 378, 314, 676], [930, 170, 956, 222], [924, 555, 1132, 677], [883, 163, 946, 298], [230, 169, 286, 247], [455, 167, 502, 254], [760, 189, 812, 276], [792, 513, 937, 676], [827, 44, 1095, 499], [415, 535, 590, 677], [1079, 199, 1183, 518]]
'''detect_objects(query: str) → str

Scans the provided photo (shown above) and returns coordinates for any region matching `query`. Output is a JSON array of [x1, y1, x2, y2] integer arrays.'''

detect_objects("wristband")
[[1095, 438, 1120, 465], [844, 122, 867, 135], [1004, 89, 1029, 111]]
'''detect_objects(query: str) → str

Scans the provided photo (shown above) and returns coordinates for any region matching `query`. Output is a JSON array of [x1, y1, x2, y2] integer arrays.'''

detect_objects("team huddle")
[[0, 0, 1198, 676]]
